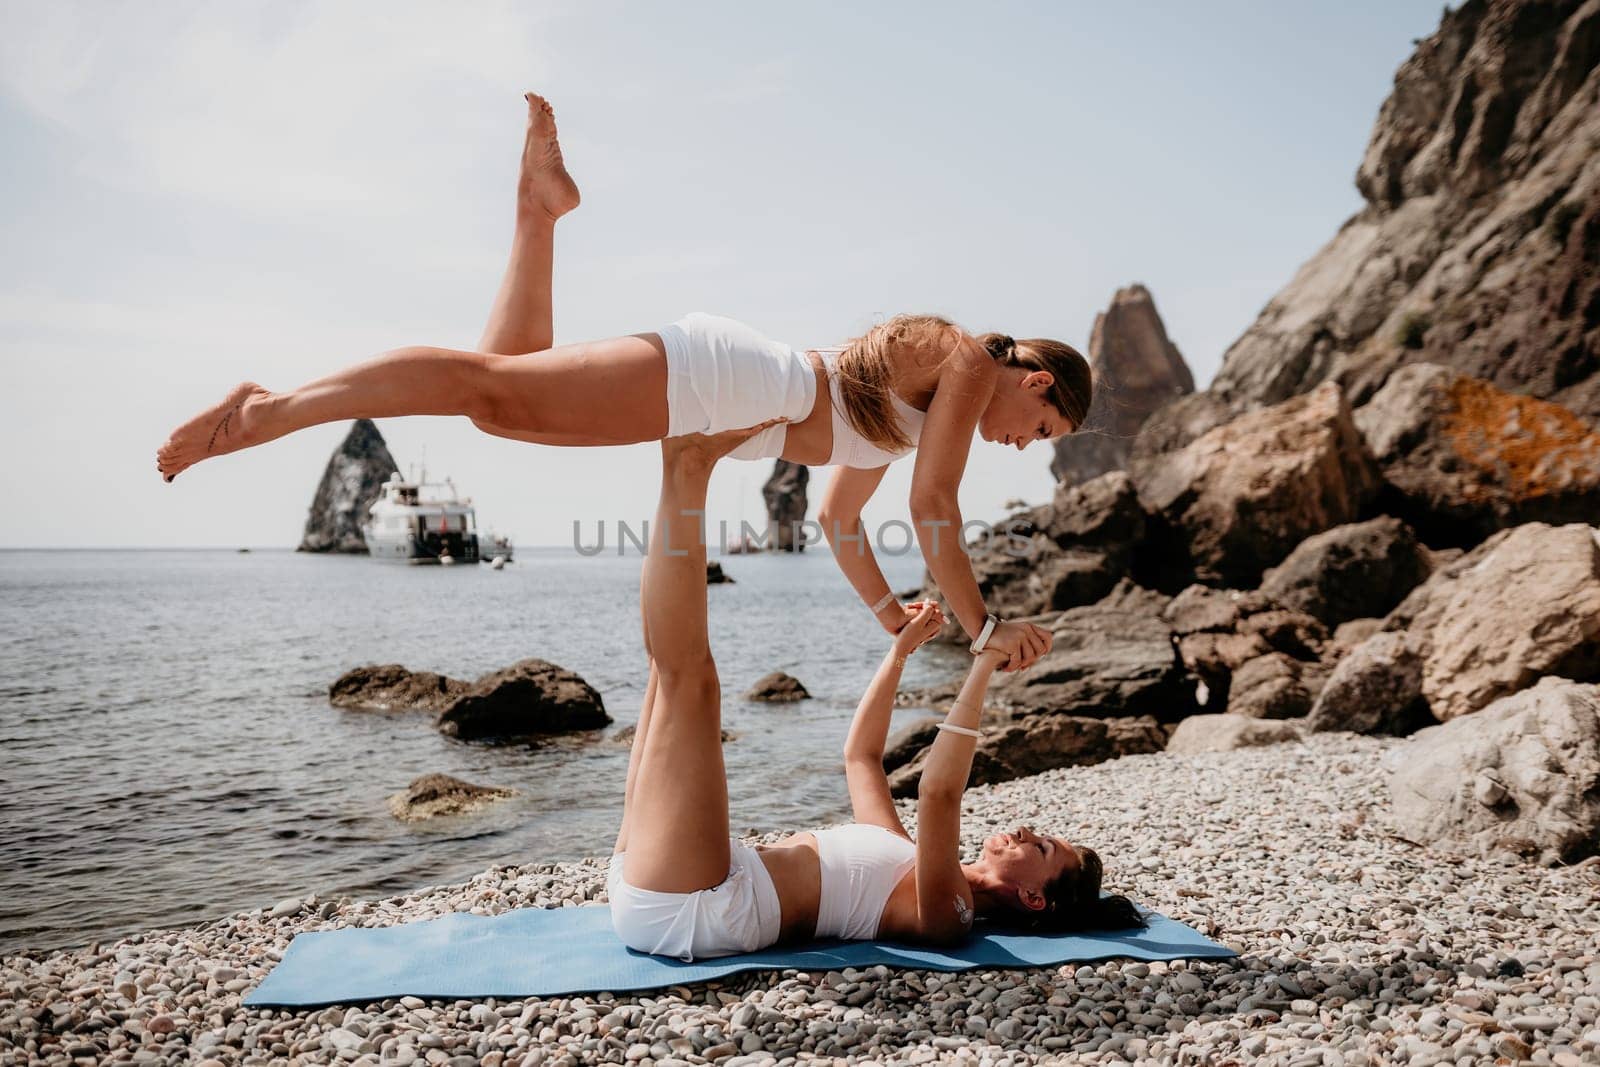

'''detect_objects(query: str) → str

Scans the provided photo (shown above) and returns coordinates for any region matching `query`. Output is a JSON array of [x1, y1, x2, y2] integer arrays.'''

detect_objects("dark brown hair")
[[975, 332, 1094, 433], [1003, 845, 1146, 934]]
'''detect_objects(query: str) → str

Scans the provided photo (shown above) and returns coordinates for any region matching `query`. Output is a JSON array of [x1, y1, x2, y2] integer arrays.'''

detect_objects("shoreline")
[[4, 735, 1597, 1065]]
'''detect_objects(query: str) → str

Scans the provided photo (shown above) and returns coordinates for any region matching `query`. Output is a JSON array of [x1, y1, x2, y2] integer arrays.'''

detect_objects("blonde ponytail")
[[832, 314, 959, 452]]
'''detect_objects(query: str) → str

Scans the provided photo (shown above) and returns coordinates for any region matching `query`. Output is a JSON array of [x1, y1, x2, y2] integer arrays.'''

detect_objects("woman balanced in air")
[[157, 94, 1090, 669], [609, 421, 1141, 960]]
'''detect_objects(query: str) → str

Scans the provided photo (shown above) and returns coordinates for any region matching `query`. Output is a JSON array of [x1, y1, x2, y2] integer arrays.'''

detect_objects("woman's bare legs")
[[155, 335, 670, 480], [616, 420, 782, 894], [478, 93, 578, 357], [156, 93, 645, 481]]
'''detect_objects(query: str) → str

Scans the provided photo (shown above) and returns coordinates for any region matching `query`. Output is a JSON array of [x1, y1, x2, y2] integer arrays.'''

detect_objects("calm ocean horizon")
[[0, 545, 961, 956]]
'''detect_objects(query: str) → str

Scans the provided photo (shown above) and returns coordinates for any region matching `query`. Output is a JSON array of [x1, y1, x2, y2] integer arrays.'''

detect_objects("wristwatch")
[[969, 613, 999, 654]]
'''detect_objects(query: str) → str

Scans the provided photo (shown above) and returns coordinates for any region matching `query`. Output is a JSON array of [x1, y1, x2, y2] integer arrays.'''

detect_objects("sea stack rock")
[[761, 461, 809, 551], [298, 419, 399, 553], [1209, 0, 1600, 420], [1051, 284, 1195, 486]]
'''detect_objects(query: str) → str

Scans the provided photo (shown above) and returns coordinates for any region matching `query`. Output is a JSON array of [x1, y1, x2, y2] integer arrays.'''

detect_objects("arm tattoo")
[[954, 894, 973, 926]]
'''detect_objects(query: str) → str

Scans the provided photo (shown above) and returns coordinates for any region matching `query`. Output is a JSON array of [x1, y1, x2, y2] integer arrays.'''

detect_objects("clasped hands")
[[884, 600, 1051, 672]]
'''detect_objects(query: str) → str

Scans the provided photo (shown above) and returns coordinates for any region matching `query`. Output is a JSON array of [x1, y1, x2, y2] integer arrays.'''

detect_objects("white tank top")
[[811, 823, 917, 940], [813, 348, 928, 469]]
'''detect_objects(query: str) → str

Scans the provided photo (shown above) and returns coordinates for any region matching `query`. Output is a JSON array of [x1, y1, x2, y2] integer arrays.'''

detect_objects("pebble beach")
[[4, 733, 1598, 1066]]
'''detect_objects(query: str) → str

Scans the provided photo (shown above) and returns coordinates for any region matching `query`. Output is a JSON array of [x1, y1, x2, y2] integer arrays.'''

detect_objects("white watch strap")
[[969, 614, 998, 654], [937, 721, 982, 739], [871, 592, 897, 614]]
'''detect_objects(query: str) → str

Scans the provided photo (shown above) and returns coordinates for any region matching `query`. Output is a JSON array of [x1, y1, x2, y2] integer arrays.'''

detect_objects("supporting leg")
[[614, 421, 783, 893]]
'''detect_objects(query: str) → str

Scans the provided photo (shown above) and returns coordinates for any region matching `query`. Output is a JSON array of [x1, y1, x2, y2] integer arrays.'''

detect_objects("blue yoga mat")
[[244, 902, 1234, 1006]]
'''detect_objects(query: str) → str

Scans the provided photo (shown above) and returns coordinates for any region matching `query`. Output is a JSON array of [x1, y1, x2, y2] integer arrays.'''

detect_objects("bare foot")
[[664, 418, 788, 470], [156, 382, 272, 482], [520, 92, 580, 220]]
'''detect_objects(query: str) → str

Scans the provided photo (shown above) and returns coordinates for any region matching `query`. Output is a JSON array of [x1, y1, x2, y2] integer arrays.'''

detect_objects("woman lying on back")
[[607, 420, 1143, 961]]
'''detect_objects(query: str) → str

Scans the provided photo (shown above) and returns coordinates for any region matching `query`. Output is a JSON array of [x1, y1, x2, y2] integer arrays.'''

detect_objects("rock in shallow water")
[[742, 672, 811, 703], [435, 658, 611, 742], [330, 664, 468, 713], [386, 773, 518, 822]]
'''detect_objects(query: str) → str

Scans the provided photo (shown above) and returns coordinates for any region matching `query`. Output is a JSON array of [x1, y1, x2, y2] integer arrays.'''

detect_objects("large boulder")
[[1051, 284, 1196, 486], [1354, 363, 1600, 545], [386, 773, 517, 822], [744, 671, 811, 703], [1387, 677, 1600, 865], [435, 658, 611, 742], [1225, 653, 1313, 720], [1258, 517, 1433, 627], [761, 461, 809, 552], [987, 596, 1195, 720], [1133, 383, 1382, 588], [1127, 392, 1239, 480], [1307, 631, 1430, 735], [1209, 0, 1600, 423], [1403, 523, 1600, 720], [885, 713, 1165, 798], [329, 664, 468, 712], [920, 471, 1145, 627], [1163, 585, 1330, 712], [298, 419, 399, 553], [1166, 715, 1305, 754]]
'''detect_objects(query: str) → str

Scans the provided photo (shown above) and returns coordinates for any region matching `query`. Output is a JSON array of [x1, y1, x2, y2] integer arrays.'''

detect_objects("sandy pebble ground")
[[3, 733, 1598, 1066]]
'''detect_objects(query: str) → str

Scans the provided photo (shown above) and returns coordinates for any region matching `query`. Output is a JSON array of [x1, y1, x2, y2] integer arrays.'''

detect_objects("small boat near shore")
[[362, 469, 514, 566]]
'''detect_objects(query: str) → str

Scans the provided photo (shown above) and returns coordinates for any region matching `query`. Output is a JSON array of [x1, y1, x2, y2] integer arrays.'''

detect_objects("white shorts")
[[606, 838, 783, 961], [657, 312, 818, 461]]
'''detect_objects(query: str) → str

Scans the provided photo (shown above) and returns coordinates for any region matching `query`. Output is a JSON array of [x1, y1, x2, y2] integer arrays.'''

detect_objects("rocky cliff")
[[1211, 0, 1600, 420], [297, 419, 400, 554], [761, 460, 809, 552], [1051, 284, 1195, 485]]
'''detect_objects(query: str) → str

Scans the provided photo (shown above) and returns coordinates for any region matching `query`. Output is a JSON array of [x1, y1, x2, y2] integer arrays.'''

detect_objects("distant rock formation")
[[1210, 0, 1600, 420], [762, 461, 809, 551], [1051, 284, 1195, 486], [298, 420, 399, 553]]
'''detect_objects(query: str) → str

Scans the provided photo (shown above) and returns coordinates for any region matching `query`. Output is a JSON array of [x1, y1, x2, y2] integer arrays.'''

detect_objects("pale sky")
[[0, 1, 1446, 549]]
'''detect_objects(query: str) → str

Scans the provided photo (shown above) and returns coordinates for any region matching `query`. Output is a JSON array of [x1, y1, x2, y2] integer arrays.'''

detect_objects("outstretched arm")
[[842, 601, 946, 836], [820, 465, 922, 635], [911, 649, 1007, 943], [910, 335, 1051, 671]]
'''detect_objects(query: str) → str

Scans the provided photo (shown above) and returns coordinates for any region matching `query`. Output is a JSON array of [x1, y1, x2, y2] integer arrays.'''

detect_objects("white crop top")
[[813, 348, 928, 469], [811, 823, 918, 940]]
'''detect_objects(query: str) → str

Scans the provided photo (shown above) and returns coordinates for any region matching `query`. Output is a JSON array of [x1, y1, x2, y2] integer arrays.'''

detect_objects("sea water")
[[0, 546, 958, 955]]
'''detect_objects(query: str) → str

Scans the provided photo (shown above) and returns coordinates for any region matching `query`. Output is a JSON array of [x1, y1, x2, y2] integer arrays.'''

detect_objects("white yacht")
[[362, 469, 514, 565]]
